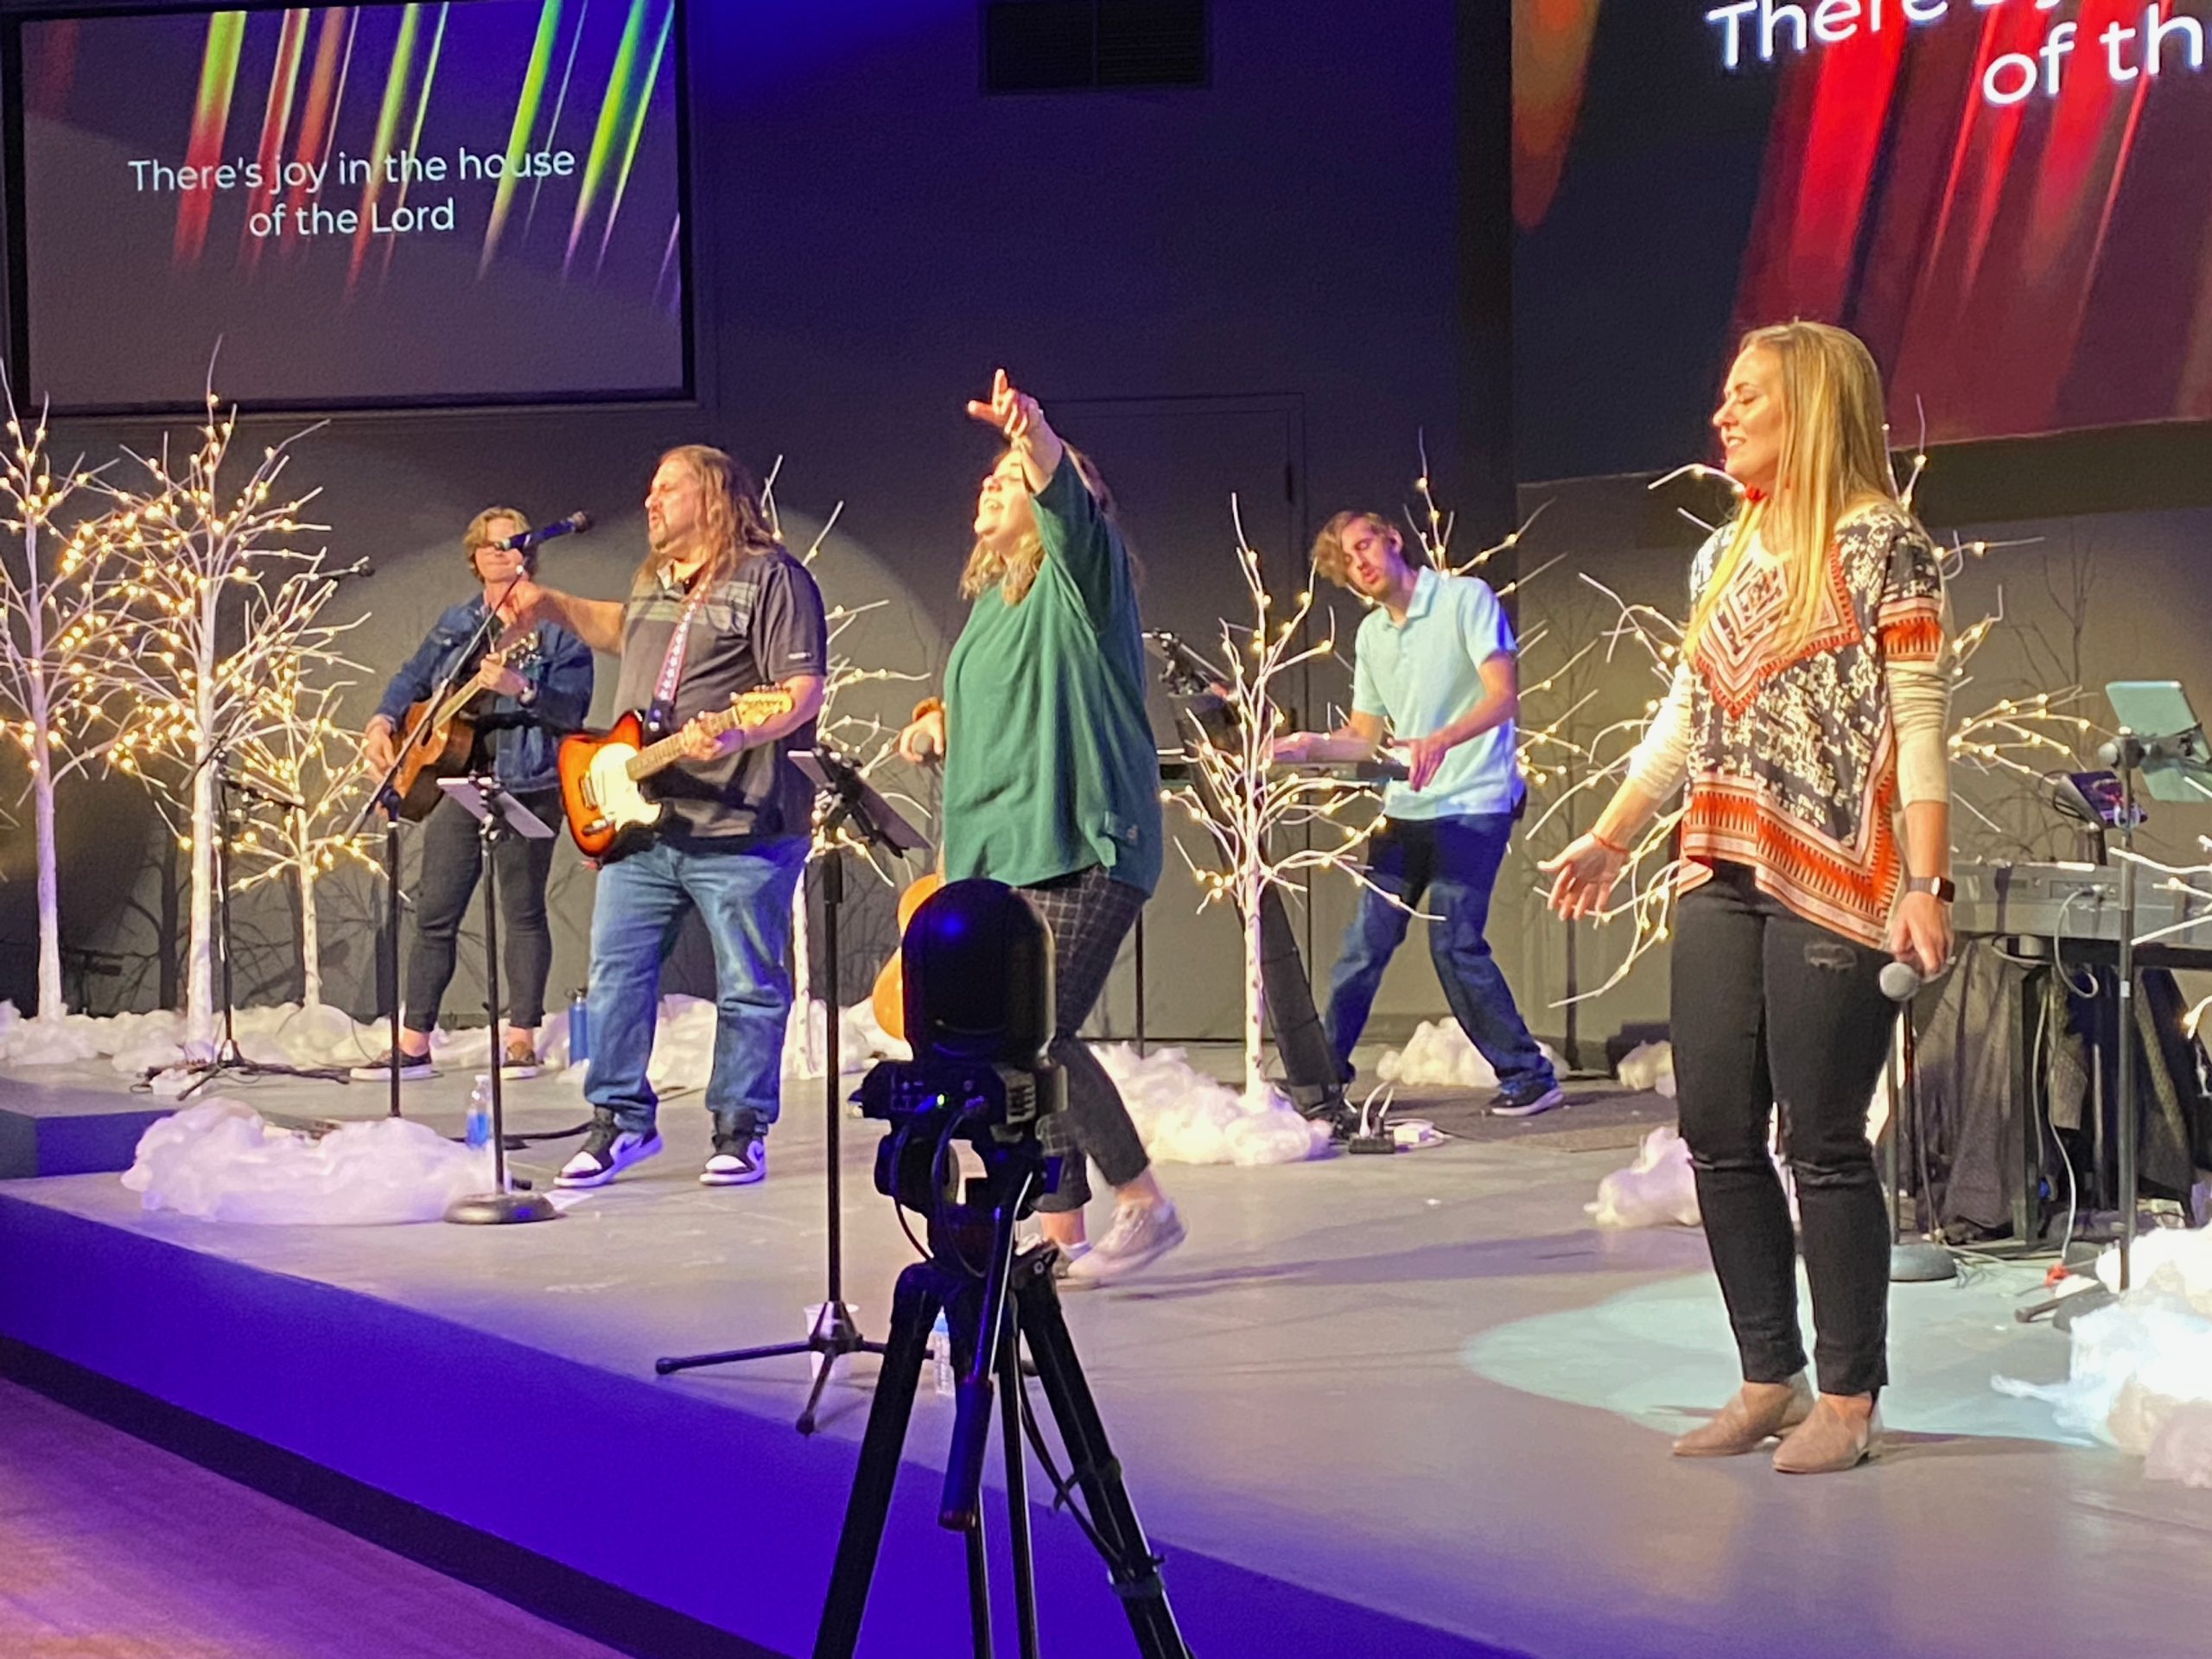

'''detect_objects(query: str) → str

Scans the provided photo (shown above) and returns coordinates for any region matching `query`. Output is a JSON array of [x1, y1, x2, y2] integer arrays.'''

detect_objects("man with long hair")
[[501, 447, 828, 1188], [356, 507, 594, 1080], [1273, 512, 1560, 1118]]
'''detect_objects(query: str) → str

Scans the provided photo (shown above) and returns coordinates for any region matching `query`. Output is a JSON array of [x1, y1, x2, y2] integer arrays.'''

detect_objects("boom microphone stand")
[[656, 747, 931, 1433], [168, 757, 350, 1099]]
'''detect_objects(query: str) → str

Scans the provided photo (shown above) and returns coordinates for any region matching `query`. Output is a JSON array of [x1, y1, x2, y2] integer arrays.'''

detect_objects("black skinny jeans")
[[401, 786, 563, 1035], [1671, 862, 1896, 1398]]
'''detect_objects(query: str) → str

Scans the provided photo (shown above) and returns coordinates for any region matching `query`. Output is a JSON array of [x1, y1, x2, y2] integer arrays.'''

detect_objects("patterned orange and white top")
[[1635, 501, 1948, 949]]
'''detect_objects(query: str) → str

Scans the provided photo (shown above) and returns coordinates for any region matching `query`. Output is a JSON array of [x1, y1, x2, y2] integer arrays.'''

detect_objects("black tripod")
[[655, 747, 926, 1432], [814, 1147, 1187, 1659], [168, 761, 349, 1099]]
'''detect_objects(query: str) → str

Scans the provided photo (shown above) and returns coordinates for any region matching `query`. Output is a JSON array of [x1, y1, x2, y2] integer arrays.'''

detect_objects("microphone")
[[497, 512, 593, 552], [1878, 960, 1922, 1003]]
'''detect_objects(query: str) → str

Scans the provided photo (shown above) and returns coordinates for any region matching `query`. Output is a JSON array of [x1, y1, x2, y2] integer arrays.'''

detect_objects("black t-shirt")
[[613, 547, 827, 842]]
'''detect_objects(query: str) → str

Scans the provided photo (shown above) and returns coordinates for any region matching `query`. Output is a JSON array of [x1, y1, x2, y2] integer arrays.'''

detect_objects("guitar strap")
[[645, 575, 715, 736]]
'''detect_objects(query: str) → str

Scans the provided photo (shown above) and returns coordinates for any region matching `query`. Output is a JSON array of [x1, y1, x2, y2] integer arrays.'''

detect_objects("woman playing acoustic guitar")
[[357, 507, 594, 1080]]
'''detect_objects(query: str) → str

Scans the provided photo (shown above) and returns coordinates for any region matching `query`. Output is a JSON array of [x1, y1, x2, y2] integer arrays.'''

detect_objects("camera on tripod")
[[819, 875, 1189, 1659], [856, 877, 1067, 1220]]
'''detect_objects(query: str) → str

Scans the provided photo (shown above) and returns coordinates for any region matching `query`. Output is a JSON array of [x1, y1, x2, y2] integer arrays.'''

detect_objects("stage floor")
[[2, 1058, 2209, 1658]]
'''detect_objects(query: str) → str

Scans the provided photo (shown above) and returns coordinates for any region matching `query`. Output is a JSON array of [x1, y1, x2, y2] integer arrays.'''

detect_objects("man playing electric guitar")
[[499, 447, 828, 1189], [357, 507, 594, 1082]]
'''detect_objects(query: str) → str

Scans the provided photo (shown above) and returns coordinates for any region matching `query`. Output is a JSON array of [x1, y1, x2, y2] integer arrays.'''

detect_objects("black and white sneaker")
[[701, 1115, 766, 1187], [556, 1111, 663, 1188], [348, 1047, 435, 1083], [1488, 1078, 1566, 1118]]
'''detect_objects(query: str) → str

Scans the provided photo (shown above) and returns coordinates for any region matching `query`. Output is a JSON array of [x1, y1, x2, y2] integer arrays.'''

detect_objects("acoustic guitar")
[[869, 870, 944, 1043], [391, 636, 542, 821], [556, 689, 795, 858]]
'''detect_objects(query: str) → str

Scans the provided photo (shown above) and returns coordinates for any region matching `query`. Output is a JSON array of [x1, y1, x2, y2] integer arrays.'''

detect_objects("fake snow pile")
[[1616, 1040, 1677, 1099], [1587, 1126, 1700, 1230], [0, 1001, 101, 1065], [123, 1099, 486, 1224], [1095, 1043, 1332, 1167], [1376, 1020, 1562, 1090], [1996, 1226, 2212, 1489]]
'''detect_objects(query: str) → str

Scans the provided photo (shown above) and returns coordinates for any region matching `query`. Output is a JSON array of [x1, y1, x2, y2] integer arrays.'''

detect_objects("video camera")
[[855, 878, 1067, 1221]]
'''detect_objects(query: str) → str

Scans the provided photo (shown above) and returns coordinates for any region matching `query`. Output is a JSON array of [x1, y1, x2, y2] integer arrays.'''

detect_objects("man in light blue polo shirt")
[[1273, 510, 1561, 1116]]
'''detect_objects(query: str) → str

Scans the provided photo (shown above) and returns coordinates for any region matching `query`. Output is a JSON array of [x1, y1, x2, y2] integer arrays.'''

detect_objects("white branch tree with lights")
[[86, 392, 359, 1052], [1169, 499, 1416, 1108], [0, 385, 118, 1036], [227, 672, 379, 1010]]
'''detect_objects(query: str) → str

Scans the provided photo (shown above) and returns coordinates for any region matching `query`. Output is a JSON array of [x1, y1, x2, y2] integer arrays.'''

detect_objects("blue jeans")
[[584, 836, 808, 1135], [1325, 813, 1553, 1091]]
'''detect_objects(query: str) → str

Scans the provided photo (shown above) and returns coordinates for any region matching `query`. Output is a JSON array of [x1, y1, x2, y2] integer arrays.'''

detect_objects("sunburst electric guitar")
[[556, 689, 795, 858]]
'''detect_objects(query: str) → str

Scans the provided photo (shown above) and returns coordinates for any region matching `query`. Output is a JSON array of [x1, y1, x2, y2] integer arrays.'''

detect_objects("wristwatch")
[[1904, 874, 1955, 903]]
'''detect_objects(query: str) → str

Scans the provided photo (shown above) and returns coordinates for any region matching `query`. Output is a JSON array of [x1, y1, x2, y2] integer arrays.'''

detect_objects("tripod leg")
[[998, 1311, 1039, 1659], [963, 1511, 995, 1659], [1013, 1271, 1190, 1659], [813, 1262, 941, 1659]]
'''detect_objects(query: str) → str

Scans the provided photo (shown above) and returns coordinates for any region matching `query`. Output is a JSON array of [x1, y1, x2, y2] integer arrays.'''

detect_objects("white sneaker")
[[556, 1116, 663, 1188], [1061, 1202, 1185, 1286]]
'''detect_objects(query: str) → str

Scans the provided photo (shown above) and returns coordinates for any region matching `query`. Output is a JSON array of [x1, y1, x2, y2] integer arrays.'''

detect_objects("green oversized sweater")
[[941, 454, 1164, 895]]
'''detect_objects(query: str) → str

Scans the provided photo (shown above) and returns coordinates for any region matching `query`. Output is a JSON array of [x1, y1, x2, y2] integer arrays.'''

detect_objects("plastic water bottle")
[[466, 1077, 493, 1177], [567, 988, 589, 1065], [928, 1310, 955, 1398]]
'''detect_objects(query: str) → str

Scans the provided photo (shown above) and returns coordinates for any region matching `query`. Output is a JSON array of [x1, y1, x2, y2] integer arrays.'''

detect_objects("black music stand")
[[2095, 681, 2212, 1291], [437, 776, 562, 1227], [656, 746, 929, 1432]]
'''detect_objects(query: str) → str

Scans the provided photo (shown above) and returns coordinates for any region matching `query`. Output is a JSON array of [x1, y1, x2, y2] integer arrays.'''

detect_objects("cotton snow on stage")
[[1, 1061, 2209, 1659]]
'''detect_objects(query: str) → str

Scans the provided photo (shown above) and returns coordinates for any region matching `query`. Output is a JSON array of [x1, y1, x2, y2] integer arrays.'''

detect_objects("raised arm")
[[498, 575, 626, 655]]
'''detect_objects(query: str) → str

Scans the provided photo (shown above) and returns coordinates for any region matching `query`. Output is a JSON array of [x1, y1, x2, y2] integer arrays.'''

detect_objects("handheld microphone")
[[1878, 960, 1922, 1003], [498, 512, 593, 552]]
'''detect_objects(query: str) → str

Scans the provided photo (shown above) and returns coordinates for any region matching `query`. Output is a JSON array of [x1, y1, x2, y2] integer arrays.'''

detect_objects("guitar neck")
[[626, 702, 774, 782]]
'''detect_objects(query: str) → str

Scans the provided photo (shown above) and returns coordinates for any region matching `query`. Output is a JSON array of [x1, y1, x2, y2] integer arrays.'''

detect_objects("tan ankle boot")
[[1771, 1396, 1879, 1474], [1671, 1376, 1815, 1458]]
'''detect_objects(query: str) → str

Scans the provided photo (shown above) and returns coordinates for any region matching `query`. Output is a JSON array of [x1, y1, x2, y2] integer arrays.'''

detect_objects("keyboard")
[[1953, 860, 2212, 950]]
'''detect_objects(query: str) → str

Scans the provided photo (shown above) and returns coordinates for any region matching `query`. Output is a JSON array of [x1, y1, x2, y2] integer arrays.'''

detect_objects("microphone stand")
[[657, 746, 928, 1434], [1884, 968, 1955, 1283], [167, 756, 350, 1100]]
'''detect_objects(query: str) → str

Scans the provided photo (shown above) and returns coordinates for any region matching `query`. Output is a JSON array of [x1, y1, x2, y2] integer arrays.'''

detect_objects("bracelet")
[[912, 696, 944, 723], [1589, 828, 1630, 856]]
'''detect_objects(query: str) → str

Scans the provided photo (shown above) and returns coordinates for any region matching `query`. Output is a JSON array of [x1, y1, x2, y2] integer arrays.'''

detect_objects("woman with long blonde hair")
[[1543, 321, 1953, 1473], [896, 370, 1182, 1285]]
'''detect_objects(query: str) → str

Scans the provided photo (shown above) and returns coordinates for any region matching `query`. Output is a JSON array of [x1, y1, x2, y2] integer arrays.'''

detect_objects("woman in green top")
[[897, 370, 1183, 1286]]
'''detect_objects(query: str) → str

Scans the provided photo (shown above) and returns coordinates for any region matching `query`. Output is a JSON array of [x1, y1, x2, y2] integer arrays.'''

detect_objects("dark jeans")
[[402, 787, 562, 1035], [585, 836, 807, 1135], [1672, 862, 1896, 1398], [1324, 813, 1554, 1091], [1019, 866, 1153, 1215]]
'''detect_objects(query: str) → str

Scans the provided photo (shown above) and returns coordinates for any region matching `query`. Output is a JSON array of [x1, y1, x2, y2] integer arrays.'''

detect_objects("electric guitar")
[[556, 689, 796, 858], [391, 636, 543, 821]]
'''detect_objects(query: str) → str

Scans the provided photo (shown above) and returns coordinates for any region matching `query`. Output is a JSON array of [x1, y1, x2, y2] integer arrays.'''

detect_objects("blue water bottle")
[[568, 988, 589, 1065], [466, 1077, 493, 1151]]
